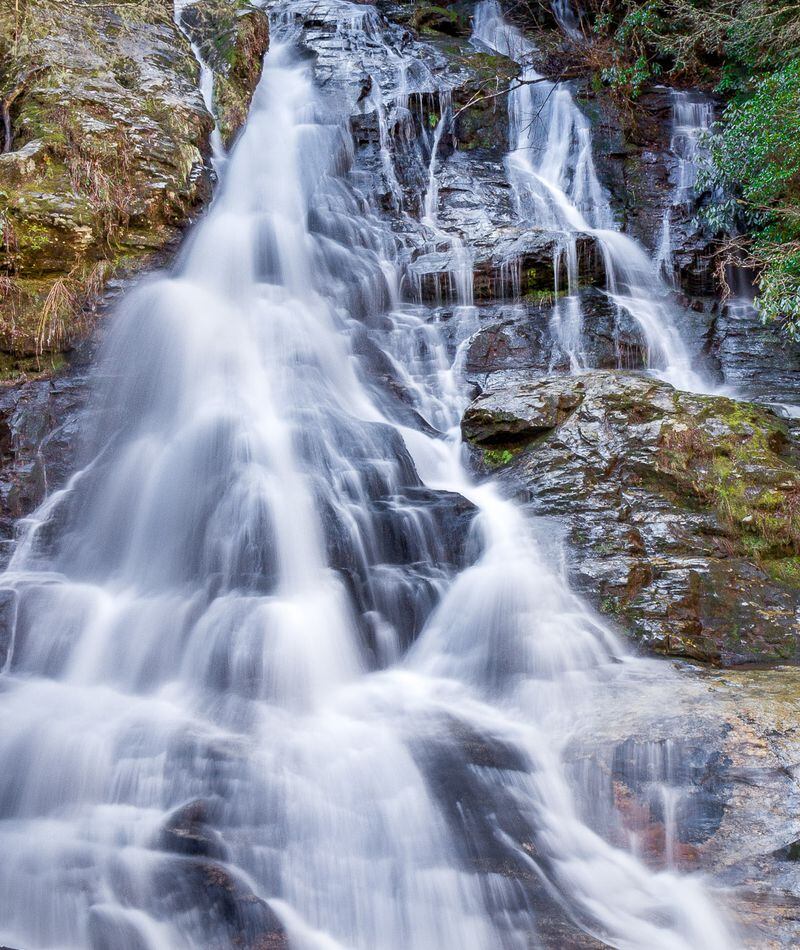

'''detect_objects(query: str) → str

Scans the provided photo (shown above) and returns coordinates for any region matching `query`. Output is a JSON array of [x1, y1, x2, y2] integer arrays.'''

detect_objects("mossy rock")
[[0, 0, 267, 369], [179, 0, 269, 145], [411, 4, 468, 36], [463, 371, 800, 666]]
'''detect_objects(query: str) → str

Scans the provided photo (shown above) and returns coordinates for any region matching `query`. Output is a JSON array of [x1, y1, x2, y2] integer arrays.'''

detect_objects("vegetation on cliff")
[[534, 0, 800, 338], [0, 0, 267, 376]]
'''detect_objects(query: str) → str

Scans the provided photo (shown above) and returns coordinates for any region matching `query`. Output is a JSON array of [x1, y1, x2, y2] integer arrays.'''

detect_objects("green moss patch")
[[658, 395, 800, 564]]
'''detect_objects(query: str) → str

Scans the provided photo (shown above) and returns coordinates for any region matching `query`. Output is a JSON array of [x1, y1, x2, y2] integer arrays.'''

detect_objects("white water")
[[473, 1, 709, 393], [655, 91, 714, 282], [0, 3, 736, 948], [551, 0, 581, 39]]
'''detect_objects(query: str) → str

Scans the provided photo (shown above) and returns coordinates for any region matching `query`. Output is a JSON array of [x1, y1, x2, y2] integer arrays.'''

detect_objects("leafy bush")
[[703, 60, 800, 337]]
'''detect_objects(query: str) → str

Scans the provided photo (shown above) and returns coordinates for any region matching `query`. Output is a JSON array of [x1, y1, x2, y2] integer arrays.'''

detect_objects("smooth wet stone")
[[462, 370, 800, 665], [462, 377, 584, 444], [0, 365, 91, 556]]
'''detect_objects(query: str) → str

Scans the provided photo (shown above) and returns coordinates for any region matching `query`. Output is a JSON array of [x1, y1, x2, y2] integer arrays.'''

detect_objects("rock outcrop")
[[0, 0, 268, 369], [179, 0, 270, 146], [463, 371, 800, 665]]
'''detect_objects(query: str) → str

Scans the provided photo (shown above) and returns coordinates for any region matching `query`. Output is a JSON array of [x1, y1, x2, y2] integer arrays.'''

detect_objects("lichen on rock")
[[462, 370, 800, 666], [0, 0, 267, 372]]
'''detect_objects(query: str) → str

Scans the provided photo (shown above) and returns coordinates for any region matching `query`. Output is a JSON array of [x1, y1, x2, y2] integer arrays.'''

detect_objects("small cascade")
[[656, 90, 714, 282], [421, 91, 475, 308], [551, 0, 582, 39], [173, 0, 225, 166], [473, 1, 711, 393]]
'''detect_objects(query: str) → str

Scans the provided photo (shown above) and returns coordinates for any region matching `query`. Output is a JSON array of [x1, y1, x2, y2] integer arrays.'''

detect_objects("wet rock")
[[411, 714, 608, 948], [155, 856, 288, 949], [179, 0, 270, 145], [410, 3, 468, 37], [694, 666, 800, 942], [712, 291, 800, 408], [581, 87, 676, 247], [410, 231, 605, 303], [462, 371, 800, 664], [160, 798, 228, 860], [0, 357, 90, 559], [562, 661, 800, 941], [447, 47, 519, 154], [463, 377, 584, 444], [463, 289, 648, 377], [0, 0, 265, 363], [0, 588, 16, 669]]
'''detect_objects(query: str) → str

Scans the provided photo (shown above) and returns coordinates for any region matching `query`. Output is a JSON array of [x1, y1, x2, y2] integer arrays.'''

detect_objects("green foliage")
[[586, 0, 800, 93], [703, 61, 800, 337], [483, 447, 517, 467], [576, 0, 800, 337]]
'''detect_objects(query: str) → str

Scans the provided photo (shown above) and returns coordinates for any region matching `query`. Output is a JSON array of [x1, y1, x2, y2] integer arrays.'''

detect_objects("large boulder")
[[462, 370, 800, 665], [0, 0, 267, 366]]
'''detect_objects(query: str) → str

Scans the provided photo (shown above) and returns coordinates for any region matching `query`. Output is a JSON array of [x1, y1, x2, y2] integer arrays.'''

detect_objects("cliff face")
[[0, 0, 268, 371]]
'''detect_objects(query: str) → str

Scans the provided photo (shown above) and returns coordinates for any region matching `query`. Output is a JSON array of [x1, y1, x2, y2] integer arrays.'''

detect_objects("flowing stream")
[[0, 2, 738, 948]]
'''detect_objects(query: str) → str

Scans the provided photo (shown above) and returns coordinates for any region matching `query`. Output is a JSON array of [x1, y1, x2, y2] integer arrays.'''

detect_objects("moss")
[[458, 51, 519, 86], [600, 595, 624, 615], [658, 394, 800, 571], [764, 557, 800, 588], [483, 446, 523, 467], [411, 5, 467, 35], [0, 351, 65, 382]]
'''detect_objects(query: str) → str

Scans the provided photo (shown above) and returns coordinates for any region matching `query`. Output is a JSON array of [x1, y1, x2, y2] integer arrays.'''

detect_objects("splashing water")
[[0, 3, 738, 948]]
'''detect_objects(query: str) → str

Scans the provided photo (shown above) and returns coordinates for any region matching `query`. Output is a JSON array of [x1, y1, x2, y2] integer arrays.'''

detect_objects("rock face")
[[179, 0, 270, 146], [0, 0, 267, 366], [0, 343, 92, 557], [463, 371, 800, 665]]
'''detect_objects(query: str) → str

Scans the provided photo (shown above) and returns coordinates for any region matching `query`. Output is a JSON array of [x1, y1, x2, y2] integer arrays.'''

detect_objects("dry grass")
[[34, 259, 111, 360]]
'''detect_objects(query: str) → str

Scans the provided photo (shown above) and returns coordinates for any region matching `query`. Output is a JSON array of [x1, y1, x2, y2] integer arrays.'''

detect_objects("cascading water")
[[472, 1, 709, 392], [551, 0, 582, 39], [0, 2, 738, 948], [655, 91, 714, 282], [173, 0, 225, 166]]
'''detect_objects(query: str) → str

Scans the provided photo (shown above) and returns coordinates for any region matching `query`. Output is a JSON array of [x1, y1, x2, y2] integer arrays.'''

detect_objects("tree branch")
[[451, 69, 581, 123]]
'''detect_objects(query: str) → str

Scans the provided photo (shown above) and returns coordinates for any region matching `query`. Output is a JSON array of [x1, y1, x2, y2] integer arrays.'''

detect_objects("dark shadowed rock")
[[155, 856, 288, 949], [0, 361, 91, 558], [160, 798, 228, 860]]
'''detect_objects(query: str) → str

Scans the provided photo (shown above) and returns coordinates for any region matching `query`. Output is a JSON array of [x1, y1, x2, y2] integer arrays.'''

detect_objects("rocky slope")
[[0, 0, 268, 370]]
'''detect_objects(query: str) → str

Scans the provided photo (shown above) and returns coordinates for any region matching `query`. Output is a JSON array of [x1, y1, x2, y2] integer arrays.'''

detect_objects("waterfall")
[[655, 90, 714, 282], [551, 0, 582, 39], [0, 2, 736, 947], [473, 1, 710, 393]]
